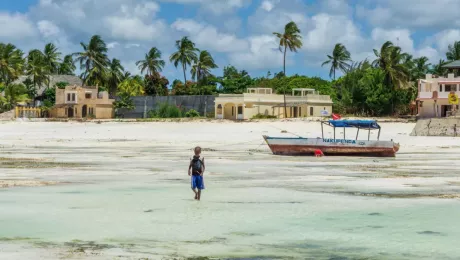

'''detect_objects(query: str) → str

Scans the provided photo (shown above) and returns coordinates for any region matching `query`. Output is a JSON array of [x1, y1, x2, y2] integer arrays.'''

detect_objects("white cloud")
[[158, 0, 248, 15], [37, 20, 60, 37], [357, 0, 460, 29], [107, 42, 120, 49], [229, 35, 285, 70], [104, 17, 167, 41], [260, 0, 279, 12], [171, 19, 248, 53], [0, 12, 36, 40], [371, 28, 415, 54]]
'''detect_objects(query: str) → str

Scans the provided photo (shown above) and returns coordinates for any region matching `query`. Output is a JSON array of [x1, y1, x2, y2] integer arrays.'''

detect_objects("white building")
[[214, 88, 333, 120], [417, 73, 460, 118]]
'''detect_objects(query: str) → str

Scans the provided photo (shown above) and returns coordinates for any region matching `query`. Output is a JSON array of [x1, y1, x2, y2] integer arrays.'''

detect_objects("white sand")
[[0, 120, 459, 259]]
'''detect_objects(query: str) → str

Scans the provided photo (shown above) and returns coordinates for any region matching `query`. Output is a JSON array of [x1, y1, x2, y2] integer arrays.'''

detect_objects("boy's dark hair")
[[194, 146, 201, 153]]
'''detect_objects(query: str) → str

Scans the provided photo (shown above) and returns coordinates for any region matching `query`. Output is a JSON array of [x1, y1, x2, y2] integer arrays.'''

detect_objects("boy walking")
[[189, 146, 205, 200]]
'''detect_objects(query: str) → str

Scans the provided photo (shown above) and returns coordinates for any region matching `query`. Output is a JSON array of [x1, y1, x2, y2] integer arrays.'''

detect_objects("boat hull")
[[263, 136, 399, 157]]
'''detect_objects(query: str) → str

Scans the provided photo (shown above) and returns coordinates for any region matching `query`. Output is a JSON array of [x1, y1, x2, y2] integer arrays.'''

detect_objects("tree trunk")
[[183, 63, 187, 83], [283, 45, 287, 118]]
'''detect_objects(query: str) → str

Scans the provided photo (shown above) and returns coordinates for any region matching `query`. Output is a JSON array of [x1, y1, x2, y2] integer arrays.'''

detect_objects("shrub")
[[157, 103, 182, 118], [185, 109, 200, 118], [147, 109, 158, 118], [252, 114, 277, 119], [55, 82, 69, 89]]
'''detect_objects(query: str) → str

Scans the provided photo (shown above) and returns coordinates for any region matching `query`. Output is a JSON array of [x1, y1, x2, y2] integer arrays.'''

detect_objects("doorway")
[[82, 105, 88, 118], [67, 107, 74, 118]]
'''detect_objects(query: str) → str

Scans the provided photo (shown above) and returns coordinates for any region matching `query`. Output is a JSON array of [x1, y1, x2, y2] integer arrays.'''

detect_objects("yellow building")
[[215, 88, 333, 120], [51, 85, 115, 119]]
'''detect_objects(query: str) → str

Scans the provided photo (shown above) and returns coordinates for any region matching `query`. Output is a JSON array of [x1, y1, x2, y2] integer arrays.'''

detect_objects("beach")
[[0, 120, 459, 259]]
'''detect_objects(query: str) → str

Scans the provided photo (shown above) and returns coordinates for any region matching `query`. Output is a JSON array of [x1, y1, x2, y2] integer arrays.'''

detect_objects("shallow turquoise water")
[[0, 122, 459, 259]]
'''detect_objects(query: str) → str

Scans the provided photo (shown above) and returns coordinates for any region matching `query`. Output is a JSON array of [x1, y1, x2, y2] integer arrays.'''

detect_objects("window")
[[445, 84, 457, 92], [237, 106, 243, 114], [89, 107, 94, 115], [232, 107, 234, 116], [85, 93, 92, 99], [310, 107, 314, 116], [67, 93, 76, 102]]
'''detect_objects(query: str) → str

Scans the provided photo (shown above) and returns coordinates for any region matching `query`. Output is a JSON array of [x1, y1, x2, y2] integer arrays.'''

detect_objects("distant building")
[[50, 85, 114, 119], [417, 73, 460, 118], [214, 88, 333, 120]]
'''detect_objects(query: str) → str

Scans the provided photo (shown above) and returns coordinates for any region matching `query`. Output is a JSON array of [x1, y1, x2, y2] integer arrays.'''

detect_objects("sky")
[[0, 0, 459, 83]]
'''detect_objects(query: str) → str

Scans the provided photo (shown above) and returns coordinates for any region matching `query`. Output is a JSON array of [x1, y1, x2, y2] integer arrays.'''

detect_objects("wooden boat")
[[263, 120, 400, 157]]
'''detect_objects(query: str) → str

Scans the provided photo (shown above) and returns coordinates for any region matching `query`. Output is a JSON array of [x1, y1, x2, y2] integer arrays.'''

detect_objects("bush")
[[55, 82, 69, 89], [252, 114, 277, 119], [185, 109, 200, 118], [147, 109, 158, 118], [157, 103, 182, 118]]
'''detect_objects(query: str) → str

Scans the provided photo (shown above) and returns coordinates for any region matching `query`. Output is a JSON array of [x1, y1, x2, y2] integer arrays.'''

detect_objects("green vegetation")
[[252, 114, 277, 119], [185, 109, 200, 118], [1, 22, 460, 117]]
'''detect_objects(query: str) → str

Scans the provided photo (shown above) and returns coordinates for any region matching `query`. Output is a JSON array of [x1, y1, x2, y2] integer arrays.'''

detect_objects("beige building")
[[51, 85, 115, 119], [417, 73, 460, 118], [215, 88, 333, 120]]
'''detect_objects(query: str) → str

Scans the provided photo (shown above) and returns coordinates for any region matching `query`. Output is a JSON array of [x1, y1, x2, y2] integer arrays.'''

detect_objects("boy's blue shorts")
[[191, 175, 205, 190]]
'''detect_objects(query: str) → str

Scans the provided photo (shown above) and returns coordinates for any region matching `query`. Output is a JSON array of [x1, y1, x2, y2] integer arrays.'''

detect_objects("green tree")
[[321, 43, 352, 80], [273, 21, 303, 117], [446, 41, 460, 61], [136, 47, 165, 76], [73, 35, 110, 86], [26, 49, 50, 96], [145, 72, 169, 96], [107, 58, 125, 96], [0, 43, 25, 85], [43, 43, 61, 74], [430, 59, 448, 76], [170, 37, 198, 83], [191, 50, 218, 86], [0, 84, 31, 111], [58, 55, 76, 75], [412, 56, 431, 80], [217, 65, 254, 94], [372, 41, 410, 113], [117, 77, 144, 96]]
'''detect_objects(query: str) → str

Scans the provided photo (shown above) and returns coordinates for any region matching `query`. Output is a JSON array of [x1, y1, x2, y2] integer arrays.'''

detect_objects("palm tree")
[[170, 37, 198, 83], [26, 49, 49, 96], [58, 55, 76, 75], [0, 43, 25, 85], [412, 56, 431, 80], [373, 41, 410, 113], [0, 83, 31, 110], [321, 43, 352, 80], [136, 47, 165, 76], [446, 41, 460, 61], [117, 77, 144, 96], [43, 43, 61, 74], [273, 21, 303, 117], [73, 35, 110, 86], [430, 59, 448, 76], [191, 50, 218, 84], [107, 58, 125, 96]]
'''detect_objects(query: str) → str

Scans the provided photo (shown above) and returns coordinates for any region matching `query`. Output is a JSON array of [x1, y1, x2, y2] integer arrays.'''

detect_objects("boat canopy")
[[328, 120, 380, 129]]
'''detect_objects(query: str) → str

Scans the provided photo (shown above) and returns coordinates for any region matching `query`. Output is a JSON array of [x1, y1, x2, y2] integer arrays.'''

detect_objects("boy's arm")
[[201, 157, 205, 175], [188, 161, 192, 176]]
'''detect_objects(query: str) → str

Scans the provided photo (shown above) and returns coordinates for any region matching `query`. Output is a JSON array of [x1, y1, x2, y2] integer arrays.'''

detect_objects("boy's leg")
[[192, 188, 198, 199], [197, 189, 201, 200]]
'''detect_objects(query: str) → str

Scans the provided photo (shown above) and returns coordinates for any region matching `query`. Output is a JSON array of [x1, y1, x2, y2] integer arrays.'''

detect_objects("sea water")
[[0, 122, 459, 259]]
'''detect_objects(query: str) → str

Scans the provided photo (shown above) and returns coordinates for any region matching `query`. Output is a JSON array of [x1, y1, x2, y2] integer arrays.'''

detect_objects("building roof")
[[13, 75, 83, 96], [442, 60, 460, 69]]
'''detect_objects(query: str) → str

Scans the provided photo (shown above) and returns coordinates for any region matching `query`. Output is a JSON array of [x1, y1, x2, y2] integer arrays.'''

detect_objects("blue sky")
[[0, 0, 459, 83]]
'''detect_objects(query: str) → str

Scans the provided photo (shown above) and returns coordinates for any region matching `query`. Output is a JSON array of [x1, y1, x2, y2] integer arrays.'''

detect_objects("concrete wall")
[[411, 118, 460, 136], [117, 95, 215, 118]]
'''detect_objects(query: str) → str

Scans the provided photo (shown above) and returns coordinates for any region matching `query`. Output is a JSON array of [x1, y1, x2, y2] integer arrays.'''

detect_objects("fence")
[[117, 95, 216, 118], [15, 107, 41, 118]]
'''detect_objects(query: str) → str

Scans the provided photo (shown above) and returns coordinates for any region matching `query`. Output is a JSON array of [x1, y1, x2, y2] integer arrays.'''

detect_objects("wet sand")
[[0, 121, 459, 259]]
